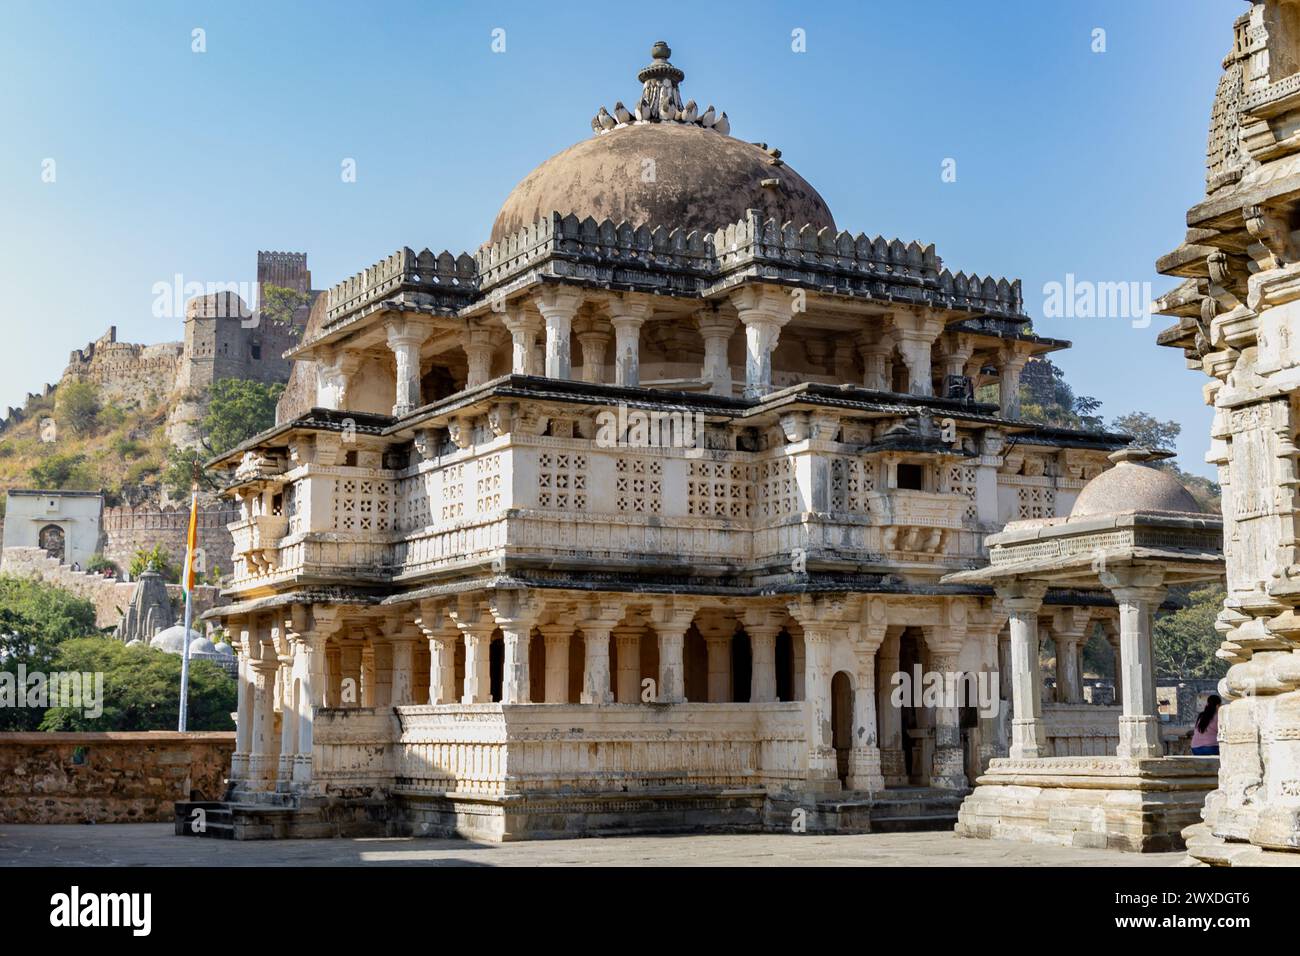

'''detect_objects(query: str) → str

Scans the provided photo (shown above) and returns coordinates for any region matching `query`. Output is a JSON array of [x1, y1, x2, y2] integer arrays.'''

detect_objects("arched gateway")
[[187, 41, 1143, 843]]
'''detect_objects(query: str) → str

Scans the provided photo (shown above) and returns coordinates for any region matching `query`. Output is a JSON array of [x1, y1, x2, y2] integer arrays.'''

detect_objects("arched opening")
[[38, 524, 65, 563], [831, 671, 854, 788], [730, 631, 752, 703], [775, 629, 794, 702]]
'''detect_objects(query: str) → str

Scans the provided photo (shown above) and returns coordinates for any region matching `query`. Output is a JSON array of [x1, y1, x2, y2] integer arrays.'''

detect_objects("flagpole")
[[178, 484, 198, 732]]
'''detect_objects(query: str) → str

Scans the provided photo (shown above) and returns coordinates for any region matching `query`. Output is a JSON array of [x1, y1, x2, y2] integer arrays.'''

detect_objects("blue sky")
[[0, 0, 1230, 476]]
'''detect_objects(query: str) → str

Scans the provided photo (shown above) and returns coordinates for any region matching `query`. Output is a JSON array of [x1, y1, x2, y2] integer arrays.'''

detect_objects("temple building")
[[183, 43, 1171, 842], [1156, 0, 1300, 867]]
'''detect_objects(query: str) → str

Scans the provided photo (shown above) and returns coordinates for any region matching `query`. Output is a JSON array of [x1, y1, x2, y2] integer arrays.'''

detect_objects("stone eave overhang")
[[201, 586, 386, 621], [206, 408, 395, 472], [942, 510, 1224, 588]]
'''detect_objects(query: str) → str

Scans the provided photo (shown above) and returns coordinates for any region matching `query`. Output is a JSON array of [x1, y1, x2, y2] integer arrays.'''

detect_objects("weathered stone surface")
[[0, 732, 235, 824]]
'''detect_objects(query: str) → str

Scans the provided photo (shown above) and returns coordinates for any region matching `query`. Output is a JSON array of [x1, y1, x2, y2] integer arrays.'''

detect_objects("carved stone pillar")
[[535, 288, 584, 380], [464, 328, 496, 388], [742, 608, 783, 703], [575, 327, 611, 384], [230, 618, 252, 781], [385, 317, 434, 417], [696, 309, 738, 396], [847, 626, 886, 792], [1102, 621, 1122, 702], [1103, 569, 1167, 760], [539, 623, 573, 703], [651, 603, 695, 703], [579, 625, 614, 705], [889, 310, 944, 397], [857, 337, 892, 391], [997, 346, 1029, 419], [451, 599, 495, 704], [732, 286, 791, 398], [998, 581, 1049, 759], [340, 641, 362, 707], [491, 591, 540, 705], [613, 626, 642, 703], [697, 613, 735, 702], [325, 644, 342, 709], [876, 626, 906, 785], [416, 600, 459, 705], [607, 293, 652, 387], [923, 626, 968, 790], [388, 628, 417, 707], [248, 649, 279, 790], [503, 307, 542, 375]]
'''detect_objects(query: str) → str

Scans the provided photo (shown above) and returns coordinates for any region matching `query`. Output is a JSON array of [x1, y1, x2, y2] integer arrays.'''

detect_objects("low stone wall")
[[0, 731, 235, 824], [0, 546, 224, 631]]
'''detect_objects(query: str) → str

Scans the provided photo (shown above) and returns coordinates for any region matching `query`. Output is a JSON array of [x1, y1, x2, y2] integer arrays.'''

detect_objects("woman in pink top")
[[1191, 694, 1221, 756]]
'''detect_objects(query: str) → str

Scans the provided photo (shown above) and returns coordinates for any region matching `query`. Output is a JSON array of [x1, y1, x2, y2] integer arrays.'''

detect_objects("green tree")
[[1017, 364, 1104, 430], [259, 284, 310, 327], [28, 451, 96, 490], [1110, 411, 1181, 453], [1154, 584, 1229, 680], [0, 576, 101, 730], [55, 380, 101, 435], [200, 378, 285, 456], [128, 544, 178, 583], [38, 637, 236, 732], [162, 444, 219, 498]]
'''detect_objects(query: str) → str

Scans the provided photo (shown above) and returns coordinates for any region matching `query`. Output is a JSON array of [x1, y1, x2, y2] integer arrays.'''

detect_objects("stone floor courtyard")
[[0, 824, 1185, 867]]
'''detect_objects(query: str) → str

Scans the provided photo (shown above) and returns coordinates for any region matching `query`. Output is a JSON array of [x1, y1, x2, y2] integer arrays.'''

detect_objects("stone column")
[[575, 327, 611, 384], [742, 608, 783, 703], [325, 644, 342, 708], [539, 623, 572, 703], [340, 642, 362, 707], [277, 648, 297, 787], [502, 307, 542, 375], [997, 346, 1029, 419], [848, 626, 886, 792], [876, 626, 906, 785], [1102, 569, 1167, 760], [292, 609, 330, 788], [389, 629, 417, 707], [248, 648, 279, 790], [449, 599, 495, 704], [732, 286, 791, 398], [535, 288, 583, 380], [697, 612, 735, 703], [464, 328, 496, 388], [857, 332, 892, 391], [801, 625, 838, 789], [1051, 607, 1089, 704], [696, 309, 738, 396], [230, 618, 252, 781], [579, 627, 614, 705], [385, 317, 433, 417], [359, 640, 376, 707], [651, 603, 694, 703], [613, 626, 642, 703], [923, 626, 968, 790], [889, 310, 944, 397], [490, 591, 540, 705], [415, 600, 458, 705], [1102, 620, 1122, 702], [998, 582, 1049, 759], [607, 293, 652, 387], [369, 627, 393, 708]]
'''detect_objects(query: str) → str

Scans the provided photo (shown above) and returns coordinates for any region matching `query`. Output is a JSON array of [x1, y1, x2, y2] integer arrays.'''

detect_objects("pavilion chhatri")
[[182, 43, 1214, 843]]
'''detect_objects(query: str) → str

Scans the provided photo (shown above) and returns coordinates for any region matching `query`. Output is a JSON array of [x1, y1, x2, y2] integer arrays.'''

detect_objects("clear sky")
[[0, 0, 1231, 476]]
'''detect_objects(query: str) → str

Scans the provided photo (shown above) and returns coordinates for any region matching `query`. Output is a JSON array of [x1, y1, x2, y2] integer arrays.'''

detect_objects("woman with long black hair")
[[1191, 694, 1221, 756]]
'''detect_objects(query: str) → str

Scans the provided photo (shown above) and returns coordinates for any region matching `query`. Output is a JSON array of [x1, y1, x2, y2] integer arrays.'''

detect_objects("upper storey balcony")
[[212, 379, 1122, 599]]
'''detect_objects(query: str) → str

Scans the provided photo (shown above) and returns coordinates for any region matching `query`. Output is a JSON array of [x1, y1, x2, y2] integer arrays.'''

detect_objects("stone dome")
[[149, 625, 202, 655], [489, 41, 835, 244], [1070, 448, 1202, 518], [213, 640, 235, 657], [189, 635, 217, 656]]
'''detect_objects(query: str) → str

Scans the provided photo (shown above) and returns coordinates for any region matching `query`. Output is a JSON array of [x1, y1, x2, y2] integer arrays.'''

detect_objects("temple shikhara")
[[1156, 0, 1300, 867], [182, 42, 1221, 844]]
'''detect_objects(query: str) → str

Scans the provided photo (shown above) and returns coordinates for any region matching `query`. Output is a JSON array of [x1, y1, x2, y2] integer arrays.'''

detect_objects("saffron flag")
[[182, 490, 199, 592]]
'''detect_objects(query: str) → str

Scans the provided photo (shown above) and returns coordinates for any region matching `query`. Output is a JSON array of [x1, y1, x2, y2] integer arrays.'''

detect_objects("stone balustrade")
[[387, 702, 806, 797], [225, 434, 994, 591]]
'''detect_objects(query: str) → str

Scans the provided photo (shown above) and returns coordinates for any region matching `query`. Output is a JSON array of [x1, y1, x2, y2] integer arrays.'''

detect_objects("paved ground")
[[0, 824, 1186, 866]]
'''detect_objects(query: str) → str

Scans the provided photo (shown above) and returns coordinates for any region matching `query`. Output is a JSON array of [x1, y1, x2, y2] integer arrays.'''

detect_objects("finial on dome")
[[590, 41, 731, 136]]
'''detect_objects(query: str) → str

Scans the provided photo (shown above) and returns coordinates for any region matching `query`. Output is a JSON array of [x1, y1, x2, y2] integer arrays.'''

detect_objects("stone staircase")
[[175, 791, 390, 841]]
